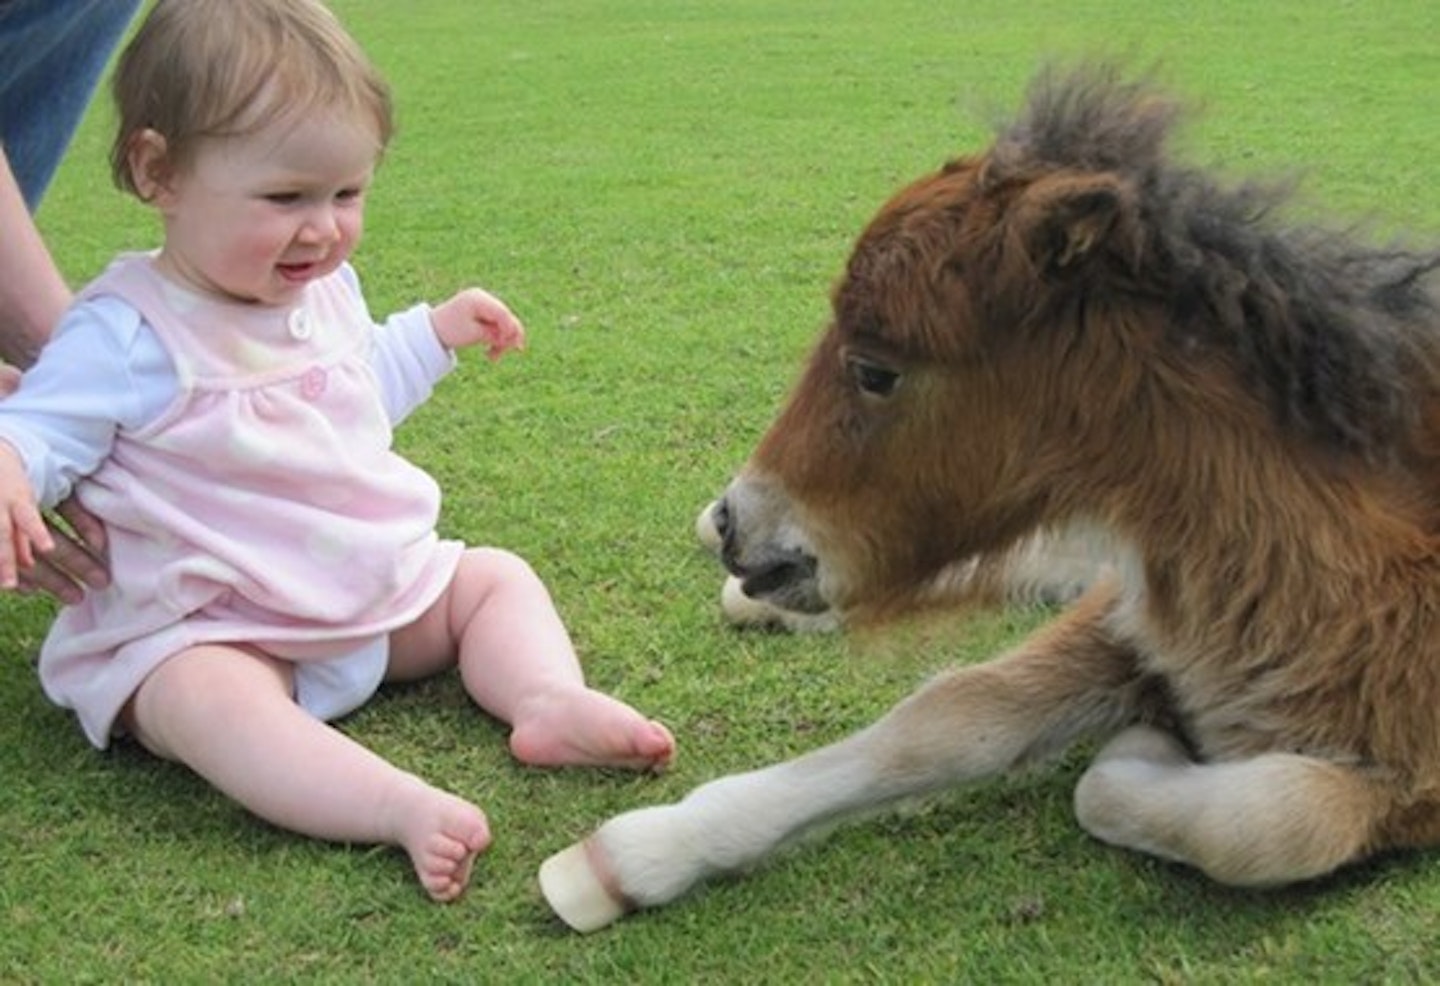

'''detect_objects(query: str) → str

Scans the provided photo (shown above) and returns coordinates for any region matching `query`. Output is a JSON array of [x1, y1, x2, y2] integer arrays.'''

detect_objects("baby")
[[0, 0, 673, 902]]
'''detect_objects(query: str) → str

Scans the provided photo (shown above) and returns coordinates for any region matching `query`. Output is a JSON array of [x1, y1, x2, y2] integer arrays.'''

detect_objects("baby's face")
[[153, 111, 381, 307]]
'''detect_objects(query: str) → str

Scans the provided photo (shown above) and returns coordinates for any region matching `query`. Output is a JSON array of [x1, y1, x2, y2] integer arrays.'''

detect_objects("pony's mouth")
[[732, 553, 830, 614]]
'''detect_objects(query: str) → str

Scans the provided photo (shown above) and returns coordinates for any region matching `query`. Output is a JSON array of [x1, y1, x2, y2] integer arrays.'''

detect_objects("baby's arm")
[[362, 279, 525, 423], [0, 440, 53, 589], [430, 288, 526, 361], [0, 296, 165, 597]]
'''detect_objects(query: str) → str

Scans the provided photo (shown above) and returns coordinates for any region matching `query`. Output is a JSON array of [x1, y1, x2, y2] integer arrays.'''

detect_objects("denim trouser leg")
[[0, 0, 143, 211]]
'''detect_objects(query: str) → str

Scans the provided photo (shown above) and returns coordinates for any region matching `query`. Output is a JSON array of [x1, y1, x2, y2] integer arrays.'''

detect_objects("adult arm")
[[0, 148, 70, 369], [0, 149, 111, 601]]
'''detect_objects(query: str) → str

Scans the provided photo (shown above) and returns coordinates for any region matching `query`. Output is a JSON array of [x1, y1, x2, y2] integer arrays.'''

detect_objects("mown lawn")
[[4, 1, 1439, 981]]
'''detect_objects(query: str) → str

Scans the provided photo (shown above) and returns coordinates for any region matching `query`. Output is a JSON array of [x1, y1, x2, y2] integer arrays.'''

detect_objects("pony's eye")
[[847, 357, 901, 398]]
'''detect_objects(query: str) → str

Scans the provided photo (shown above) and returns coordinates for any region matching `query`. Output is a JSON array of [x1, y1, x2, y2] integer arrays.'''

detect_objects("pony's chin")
[[721, 576, 841, 633], [736, 559, 829, 614]]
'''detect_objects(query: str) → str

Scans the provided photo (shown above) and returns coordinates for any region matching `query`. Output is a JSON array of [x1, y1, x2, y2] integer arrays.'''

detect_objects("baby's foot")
[[395, 786, 492, 902], [509, 686, 675, 772]]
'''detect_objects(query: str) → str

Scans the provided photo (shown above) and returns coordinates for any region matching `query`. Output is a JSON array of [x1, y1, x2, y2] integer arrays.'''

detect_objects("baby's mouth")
[[277, 260, 321, 281]]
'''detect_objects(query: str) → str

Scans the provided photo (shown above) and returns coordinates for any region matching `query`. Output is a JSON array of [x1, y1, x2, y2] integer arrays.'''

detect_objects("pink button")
[[300, 366, 327, 400]]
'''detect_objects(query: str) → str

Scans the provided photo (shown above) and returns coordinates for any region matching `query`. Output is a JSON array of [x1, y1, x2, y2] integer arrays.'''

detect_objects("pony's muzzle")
[[713, 494, 828, 613]]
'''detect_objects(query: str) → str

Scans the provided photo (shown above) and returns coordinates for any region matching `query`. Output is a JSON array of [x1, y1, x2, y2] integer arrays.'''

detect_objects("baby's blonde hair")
[[110, 0, 394, 198]]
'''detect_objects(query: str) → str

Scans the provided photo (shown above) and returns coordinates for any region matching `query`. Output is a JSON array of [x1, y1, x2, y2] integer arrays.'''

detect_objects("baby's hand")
[[431, 288, 526, 362], [0, 442, 53, 590], [0, 365, 22, 397]]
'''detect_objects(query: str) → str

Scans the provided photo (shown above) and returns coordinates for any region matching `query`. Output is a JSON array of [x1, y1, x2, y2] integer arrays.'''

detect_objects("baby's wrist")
[[428, 298, 461, 350]]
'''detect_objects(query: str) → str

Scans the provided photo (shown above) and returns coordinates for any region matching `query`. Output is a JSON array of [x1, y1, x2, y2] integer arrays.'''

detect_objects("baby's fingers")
[[1, 503, 55, 589], [483, 316, 527, 361]]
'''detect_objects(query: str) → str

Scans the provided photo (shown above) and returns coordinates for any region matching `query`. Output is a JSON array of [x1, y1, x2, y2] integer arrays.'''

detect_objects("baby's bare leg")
[[390, 548, 674, 770], [1074, 725, 1386, 885], [125, 644, 490, 901]]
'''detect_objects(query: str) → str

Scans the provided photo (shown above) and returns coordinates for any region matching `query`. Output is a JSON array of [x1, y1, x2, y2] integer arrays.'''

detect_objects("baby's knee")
[[458, 547, 554, 611], [465, 546, 540, 584]]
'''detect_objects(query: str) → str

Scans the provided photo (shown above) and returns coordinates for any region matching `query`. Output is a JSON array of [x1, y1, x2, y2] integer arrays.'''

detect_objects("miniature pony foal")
[[541, 63, 1440, 932]]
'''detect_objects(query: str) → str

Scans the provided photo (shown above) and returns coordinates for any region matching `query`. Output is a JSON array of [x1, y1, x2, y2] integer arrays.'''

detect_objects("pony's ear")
[[1012, 172, 1130, 272]]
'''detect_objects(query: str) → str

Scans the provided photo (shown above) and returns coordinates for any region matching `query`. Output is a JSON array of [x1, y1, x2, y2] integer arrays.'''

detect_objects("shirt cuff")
[[402, 302, 458, 380]]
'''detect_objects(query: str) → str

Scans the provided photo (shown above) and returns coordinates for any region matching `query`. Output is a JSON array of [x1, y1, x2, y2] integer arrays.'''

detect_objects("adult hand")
[[16, 497, 108, 604]]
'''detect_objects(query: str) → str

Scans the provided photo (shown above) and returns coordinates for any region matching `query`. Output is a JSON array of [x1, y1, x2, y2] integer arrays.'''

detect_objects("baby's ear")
[[127, 129, 177, 204]]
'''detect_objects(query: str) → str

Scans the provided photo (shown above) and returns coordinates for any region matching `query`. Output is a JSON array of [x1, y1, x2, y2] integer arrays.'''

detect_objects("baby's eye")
[[335, 187, 363, 203], [263, 191, 302, 205]]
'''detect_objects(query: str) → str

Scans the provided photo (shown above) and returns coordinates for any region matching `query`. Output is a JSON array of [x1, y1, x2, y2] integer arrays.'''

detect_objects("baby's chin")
[[255, 256, 345, 302]]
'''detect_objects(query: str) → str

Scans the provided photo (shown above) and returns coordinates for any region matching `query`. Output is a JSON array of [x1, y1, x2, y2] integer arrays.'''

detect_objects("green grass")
[[6, 0, 1440, 981]]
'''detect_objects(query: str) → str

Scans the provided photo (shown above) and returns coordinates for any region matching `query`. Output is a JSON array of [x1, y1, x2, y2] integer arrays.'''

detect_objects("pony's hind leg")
[[1073, 725, 1388, 886]]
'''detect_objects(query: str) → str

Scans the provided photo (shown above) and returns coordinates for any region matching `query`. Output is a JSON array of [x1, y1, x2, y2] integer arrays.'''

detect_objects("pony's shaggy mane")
[[987, 64, 1440, 459]]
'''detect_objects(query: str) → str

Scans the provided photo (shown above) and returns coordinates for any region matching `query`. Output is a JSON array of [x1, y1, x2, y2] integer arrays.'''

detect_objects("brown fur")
[[724, 64, 1440, 872]]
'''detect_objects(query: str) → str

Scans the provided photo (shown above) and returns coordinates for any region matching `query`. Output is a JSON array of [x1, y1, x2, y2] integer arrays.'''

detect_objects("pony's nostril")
[[712, 498, 733, 545]]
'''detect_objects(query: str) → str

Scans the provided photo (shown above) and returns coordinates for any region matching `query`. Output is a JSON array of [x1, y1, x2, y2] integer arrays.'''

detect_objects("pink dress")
[[38, 257, 463, 747]]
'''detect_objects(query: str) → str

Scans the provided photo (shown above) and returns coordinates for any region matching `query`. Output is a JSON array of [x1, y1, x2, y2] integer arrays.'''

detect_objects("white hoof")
[[695, 500, 722, 553], [538, 841, 629, 934]]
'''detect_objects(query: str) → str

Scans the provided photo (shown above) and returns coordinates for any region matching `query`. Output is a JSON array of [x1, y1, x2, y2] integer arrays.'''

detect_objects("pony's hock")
[[542, 62, 1440, 931]]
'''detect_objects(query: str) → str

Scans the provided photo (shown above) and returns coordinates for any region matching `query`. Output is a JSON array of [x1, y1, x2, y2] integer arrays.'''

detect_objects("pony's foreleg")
[[540, 587, 1145, 932], [1073, 725, 1388, 886]]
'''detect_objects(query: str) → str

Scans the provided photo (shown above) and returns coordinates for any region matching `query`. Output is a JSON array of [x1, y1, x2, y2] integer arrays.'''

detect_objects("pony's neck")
[[1102, 428, 1424, 634]]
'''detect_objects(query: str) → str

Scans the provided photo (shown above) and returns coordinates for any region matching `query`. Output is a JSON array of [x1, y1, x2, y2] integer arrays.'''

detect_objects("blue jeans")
[[0, 0, 142, 211]]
